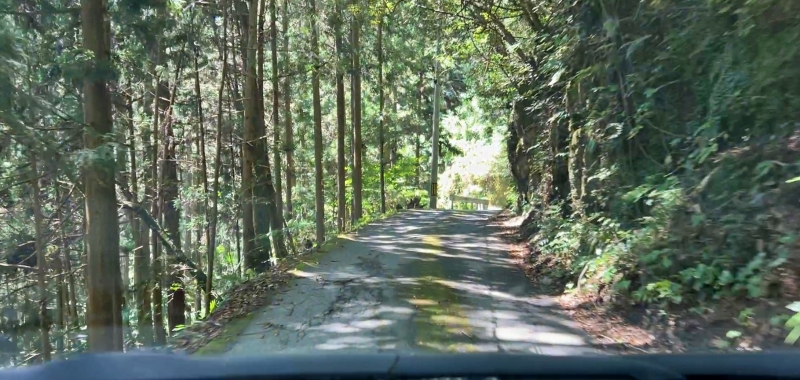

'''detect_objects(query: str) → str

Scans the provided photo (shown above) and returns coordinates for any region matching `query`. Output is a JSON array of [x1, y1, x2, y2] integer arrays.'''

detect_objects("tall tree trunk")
[[429, 22, 442, 209], [333, 0, 347, 232], [377, 16, 385, 214], [81, 0, 123, 351], [281, 0, 294, 221], [30, 150, 50, 361], [270, 0, 283, 227], [116, 119, 131, 320], [192, 20, 208, 319], [389, 84, 397, 166], [128, 93, 153, 346], [61, 188, 79, 326], [121, 248, 130, 316], [207, 0, 229, 316], [161, 55, 187, 333], [254, 0, 288, 260], [53, 247, 65, 353], [55, 186, 69, 349], [350, 0, 363, 222], [227, 64, 244, 276], [151, 67, 167, 347], [229, 7, 252, 275], [243, 0, 272, 271], [162, 116, 185, 333], [253, 0, 273, 262], [310, 0, 324, 244], [415, 72, 422, 188]]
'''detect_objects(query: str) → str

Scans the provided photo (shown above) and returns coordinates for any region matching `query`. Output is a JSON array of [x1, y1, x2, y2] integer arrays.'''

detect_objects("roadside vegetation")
[[495, 0, 800, 350], [2, 0, 800, 366]]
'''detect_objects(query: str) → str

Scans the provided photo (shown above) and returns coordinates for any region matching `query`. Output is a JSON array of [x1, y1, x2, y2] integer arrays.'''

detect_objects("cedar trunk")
[[81, 0, 124, 352], [310, 0, 324, 244]]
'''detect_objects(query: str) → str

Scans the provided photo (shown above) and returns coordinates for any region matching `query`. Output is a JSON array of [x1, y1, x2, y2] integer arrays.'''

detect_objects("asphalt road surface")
[[226, 210, 598, 356]]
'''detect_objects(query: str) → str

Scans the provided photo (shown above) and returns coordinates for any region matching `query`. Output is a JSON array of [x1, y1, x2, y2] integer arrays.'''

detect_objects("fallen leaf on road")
[[167, 257, 297, 354]]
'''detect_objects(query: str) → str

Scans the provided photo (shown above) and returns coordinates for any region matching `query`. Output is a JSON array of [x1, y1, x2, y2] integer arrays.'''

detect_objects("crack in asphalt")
[[225, 210, 599, 356]]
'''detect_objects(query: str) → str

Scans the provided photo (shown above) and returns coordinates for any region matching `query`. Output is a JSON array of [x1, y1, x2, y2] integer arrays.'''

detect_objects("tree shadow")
[[227, 210, 600, 357]]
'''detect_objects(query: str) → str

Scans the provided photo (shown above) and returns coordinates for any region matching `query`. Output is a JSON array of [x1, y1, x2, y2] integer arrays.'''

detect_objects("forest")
[[2, 0, 800, 365]]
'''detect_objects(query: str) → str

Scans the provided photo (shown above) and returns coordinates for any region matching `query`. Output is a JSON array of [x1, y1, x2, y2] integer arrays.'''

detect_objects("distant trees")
[[0, 0, 471, 363]]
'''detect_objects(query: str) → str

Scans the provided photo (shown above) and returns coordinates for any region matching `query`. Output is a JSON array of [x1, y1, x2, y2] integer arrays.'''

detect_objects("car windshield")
[[1, 0, 799, 369]]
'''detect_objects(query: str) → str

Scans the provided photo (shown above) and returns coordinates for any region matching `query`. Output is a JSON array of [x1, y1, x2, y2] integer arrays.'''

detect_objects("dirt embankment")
[[489, 211, 800, 355]]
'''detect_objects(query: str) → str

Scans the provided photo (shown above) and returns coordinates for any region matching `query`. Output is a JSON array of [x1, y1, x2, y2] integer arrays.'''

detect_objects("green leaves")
[[785, 303, 800, 344], [725, 330, 742, 339]]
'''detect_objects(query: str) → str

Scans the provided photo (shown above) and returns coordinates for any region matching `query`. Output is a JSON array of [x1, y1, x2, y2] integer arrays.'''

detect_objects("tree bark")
[[192, 14, 208, 318], [253, 0, 273, 261], [61, 189, 79, 326], [150, 59, 167, 346], [377, 16, 385, 214], [350, 0, 363, 222], [30, 150, 51, 361], [310, 0, 325, 244], [243, 0, 272, 271], [53, 248, 65, 353], [81, 0, 124, 351], [55, 186, 69, 350], [254, 0, 288, 260], [333, 0, 347, 232], [161, 114, 185, 332], [270, 0, 283, 227], [127, 93, 153, 346], [207, 0, 229, 317], [282, 0, 294, 221], [415, 72, 422, 188]]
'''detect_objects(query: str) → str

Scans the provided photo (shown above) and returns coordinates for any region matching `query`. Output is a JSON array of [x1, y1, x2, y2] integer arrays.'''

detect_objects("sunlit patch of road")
[[225, 210, 598, 356]]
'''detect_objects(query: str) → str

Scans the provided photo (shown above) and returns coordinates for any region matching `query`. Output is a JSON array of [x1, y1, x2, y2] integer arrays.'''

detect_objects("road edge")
[[187, 210, 405, 356]]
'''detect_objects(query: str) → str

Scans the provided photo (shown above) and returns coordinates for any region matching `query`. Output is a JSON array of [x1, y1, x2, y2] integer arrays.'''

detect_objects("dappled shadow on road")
[[229, 210, 597, 356]]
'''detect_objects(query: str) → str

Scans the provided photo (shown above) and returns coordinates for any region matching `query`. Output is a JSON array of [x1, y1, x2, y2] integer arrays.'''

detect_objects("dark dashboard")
[[1, 352, 799, 380]]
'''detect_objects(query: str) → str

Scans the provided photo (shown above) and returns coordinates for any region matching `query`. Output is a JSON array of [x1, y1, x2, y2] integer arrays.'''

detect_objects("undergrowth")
[[501, 0, 800, 326]]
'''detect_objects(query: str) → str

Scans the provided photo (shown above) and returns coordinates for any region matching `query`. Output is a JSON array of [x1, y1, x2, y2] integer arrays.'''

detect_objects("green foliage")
[[485, 0, 800, 310], [437, 96, 513, 207], [785, 302, 800, 344]]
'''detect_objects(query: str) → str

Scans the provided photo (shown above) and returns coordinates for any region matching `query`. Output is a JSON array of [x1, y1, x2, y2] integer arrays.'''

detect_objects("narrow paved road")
[[226, 210, 597, 356]]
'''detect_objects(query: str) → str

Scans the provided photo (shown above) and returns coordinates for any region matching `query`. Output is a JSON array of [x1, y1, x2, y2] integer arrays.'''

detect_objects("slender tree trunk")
[[270, 0, 283, 226], [228, 84, 244, 277], [128, 94, 153, 346], [415, 72, 422, 188], [206, 0, 229, 316], [160, 55, 187, 333], [151, 67, 167, 347], [30, 150, 50, 361], [310, 0, 324, 244], [281, 0, 294, 221], [192, 23, 208, 319], [389, 84, 397, 166], [429, 14, 442, 209], [350, 0, 363, 222], [55, 186, 69, 349], [377, 17, 385, 214], [121, 248, 130, 315], [115, 115, 132, 319], [81, 0, 123, 351], [252, 0, 272, 261], [162, 117, 185, 333], [333, 0, 347, 232], [62, 196, 79, 326], [255, 0, 287, 260], [53, 247, 65, 353], [243, 0, 272, 271]]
